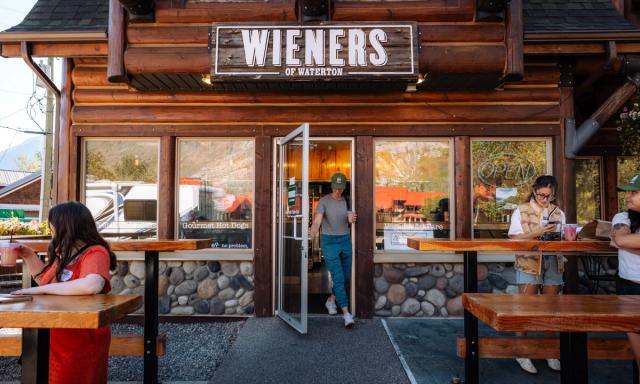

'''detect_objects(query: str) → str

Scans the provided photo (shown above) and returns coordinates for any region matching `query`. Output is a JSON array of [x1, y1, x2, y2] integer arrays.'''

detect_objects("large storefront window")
[[576, 158, 602, 226], [618, 156, 640, 211], [83, 139, 159, 239], [177, 139, 254, 249], [471, 139, 551, 239], [374, 140, 452, 251]]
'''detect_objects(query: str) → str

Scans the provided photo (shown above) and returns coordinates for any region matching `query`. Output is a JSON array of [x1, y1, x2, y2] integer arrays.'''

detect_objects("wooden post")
[[108, 0, 127, 83], [157, 136, 176, 239], [558, 60, 579, 293], [455, 136, 471, 239], [254, 136, 273, 317], [604, 155, 619, 221], [355, 136, 374, 318], [57, 58, 74, 203]]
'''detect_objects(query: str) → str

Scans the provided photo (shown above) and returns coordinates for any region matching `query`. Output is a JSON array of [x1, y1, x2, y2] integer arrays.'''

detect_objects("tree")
[[14, 152, 42, 172], [86, 150, 115, 181], [114, 154, 154, 182]]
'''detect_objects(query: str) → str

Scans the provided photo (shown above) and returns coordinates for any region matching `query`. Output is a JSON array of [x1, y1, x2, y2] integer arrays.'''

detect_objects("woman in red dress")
[[13, 201, 116, 384]]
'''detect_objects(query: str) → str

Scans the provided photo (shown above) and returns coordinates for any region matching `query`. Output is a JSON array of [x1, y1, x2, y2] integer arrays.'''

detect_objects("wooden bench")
[[463, 293, 640, 384], [456, 336, 633, 360], [0, 333, 166, 357]]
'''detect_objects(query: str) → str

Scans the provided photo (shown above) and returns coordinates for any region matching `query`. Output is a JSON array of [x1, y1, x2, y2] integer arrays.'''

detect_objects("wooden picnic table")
[[406, 239, 616, 384], [463, 293, 640, 384], [0, 294, 142, 384], [15, 239, 210, 384]]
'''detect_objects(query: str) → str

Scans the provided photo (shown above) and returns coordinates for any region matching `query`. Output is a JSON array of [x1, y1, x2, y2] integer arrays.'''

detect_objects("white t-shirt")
[[612, 212, 640, 282], [508, 202, 566, 236]]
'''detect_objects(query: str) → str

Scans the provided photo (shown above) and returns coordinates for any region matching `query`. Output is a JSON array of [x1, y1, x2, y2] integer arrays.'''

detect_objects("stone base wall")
[[373, 259, 619, 317], [110, 260, 255, 316]]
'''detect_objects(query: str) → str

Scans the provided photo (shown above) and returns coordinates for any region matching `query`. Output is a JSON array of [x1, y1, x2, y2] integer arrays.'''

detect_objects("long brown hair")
[[36, 201, 116, 282]]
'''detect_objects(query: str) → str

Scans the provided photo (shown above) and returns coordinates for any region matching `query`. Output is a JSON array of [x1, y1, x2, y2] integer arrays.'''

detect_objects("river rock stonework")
[[373, 260, 618, 317], [110, 260, 255, 316]]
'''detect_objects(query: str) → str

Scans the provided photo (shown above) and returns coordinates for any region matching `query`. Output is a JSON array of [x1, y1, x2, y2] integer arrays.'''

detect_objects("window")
[[618, 156, 640, 211], [83, 139, 159, 239], [575, 158, 602, 226], [471, 139, 551, 239], [374, 140, 452, 251], [177, 139, 254, 249]]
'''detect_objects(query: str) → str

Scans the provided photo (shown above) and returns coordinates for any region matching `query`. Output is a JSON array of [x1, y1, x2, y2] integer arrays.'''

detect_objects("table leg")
[[464, 251, 479, 384], [21, 329, 49, 384], [560, 332, 588, 384], [144, 251, 159, 384], [633, 361, 638, 384]]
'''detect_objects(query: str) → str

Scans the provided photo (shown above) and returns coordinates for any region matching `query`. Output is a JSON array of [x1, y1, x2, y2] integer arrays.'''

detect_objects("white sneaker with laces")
[[515, 358, 538, 374], [343, 313, 355, 328], [546, 358, 561, 371], [325, 299, 338, 315]]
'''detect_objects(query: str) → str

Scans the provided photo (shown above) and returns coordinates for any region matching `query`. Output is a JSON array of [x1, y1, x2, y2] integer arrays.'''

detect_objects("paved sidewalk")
[[384, 318, 633, 384], [211, 316, 411, 384]]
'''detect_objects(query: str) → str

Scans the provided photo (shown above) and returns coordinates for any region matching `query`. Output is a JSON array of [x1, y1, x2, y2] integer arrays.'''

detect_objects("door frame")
[[271, 135, 356, 317]]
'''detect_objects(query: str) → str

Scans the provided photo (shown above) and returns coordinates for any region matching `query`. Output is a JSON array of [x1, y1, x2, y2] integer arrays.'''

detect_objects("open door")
[[276, 123, 310, 334]]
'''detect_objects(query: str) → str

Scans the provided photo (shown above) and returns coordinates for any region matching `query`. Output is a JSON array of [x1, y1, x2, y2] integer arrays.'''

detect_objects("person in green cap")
[[309, 172, 357, 328], [610, 173, 640, 371]]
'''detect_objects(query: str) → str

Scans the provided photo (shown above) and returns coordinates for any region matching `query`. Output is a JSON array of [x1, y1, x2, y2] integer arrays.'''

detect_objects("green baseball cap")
[[331, 172, 347, 190], [618, 174, 640, 191]]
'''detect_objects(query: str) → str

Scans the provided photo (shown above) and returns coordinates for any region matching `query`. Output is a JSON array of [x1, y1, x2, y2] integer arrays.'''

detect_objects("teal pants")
[[321, 234, 352, 310]]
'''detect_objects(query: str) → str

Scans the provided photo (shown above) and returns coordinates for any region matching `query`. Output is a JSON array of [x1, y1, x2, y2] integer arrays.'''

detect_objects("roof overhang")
[[525, 31, 640, 43], [0, 31, 107, 43]]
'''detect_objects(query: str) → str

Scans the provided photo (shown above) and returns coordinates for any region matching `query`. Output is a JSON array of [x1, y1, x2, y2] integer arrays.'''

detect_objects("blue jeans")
[[321, 234, 352, 310], [516, 255, 564, 286]]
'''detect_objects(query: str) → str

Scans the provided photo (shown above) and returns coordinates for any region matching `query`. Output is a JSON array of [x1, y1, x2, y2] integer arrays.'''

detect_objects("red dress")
[[38, 245, 112, 384]]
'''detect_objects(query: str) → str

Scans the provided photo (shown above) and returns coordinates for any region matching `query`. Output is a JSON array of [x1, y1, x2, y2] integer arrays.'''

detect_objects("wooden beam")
[[454, 136, 471, 238], [70, 124, 560, 138], [253, 136, 273, 317], [333, 0, 474, 22], [57, 58, 74, 203], [155, 1, 297, 23], [355, 136, 374, 319], [157, 136, 176, 239], [108, 0, 128, 83], [1, 42, 108, 58], [504, 0, 524, 81], [71, 105, 560, 125], [456, 336, 633, 360]]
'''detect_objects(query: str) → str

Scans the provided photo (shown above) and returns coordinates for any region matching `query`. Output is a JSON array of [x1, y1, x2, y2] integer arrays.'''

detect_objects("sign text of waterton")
[[209, 23, 418, 81]]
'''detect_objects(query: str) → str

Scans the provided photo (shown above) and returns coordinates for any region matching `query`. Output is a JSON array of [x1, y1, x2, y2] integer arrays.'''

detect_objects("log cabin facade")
[[1, 0, 639, 322]]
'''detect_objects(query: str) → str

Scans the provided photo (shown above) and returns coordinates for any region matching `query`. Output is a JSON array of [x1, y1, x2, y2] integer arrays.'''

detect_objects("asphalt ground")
[[210, 316, 411, 384]]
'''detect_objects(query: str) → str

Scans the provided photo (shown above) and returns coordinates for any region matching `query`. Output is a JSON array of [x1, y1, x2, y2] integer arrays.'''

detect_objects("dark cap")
[[618, 174, 640, 192], [331, 173, 347, 190]]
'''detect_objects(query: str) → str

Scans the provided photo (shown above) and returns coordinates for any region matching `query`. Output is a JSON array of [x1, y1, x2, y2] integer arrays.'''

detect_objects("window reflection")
[[177, 139, 254, 249], [471, 140, 549, 239], [375, 140, 451, 251], [83, 140, 159, 239]]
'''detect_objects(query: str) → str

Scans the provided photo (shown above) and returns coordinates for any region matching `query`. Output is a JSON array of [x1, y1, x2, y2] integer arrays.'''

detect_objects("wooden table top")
[[406, 238, 614, 253], [462, 293, 640, 333], [0, 294, 142, 329], [18, 239, 211, 253]]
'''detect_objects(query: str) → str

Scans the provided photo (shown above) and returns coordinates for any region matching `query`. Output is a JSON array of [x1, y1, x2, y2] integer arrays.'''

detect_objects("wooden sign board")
[[209, 22, 419, 82]]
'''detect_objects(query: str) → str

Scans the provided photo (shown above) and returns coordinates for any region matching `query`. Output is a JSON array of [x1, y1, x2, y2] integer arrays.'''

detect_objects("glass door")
[[276, 123, 310, 334]]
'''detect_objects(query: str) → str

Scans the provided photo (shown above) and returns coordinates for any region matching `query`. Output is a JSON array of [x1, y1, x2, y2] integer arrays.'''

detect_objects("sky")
[[0, 0, 62, 169]]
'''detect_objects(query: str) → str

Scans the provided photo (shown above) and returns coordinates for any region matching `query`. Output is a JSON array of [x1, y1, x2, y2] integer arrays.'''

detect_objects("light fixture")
[[200, 74, 212, 85]]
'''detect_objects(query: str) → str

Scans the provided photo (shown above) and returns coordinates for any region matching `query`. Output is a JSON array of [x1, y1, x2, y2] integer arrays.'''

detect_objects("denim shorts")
[[516, 255, 564, 286], [616, 276, 640, 295]]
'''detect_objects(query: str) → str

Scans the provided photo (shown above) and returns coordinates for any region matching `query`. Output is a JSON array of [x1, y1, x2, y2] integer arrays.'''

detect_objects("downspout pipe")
[[565, 58, 640, 159], [20, 41, 61, 206]]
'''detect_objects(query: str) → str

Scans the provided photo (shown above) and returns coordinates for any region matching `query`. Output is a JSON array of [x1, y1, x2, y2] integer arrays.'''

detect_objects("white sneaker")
[[515, 358, 538, 374], [546, 358, 561, 371], [325, 299, 338, 315], [343, 313, 355, 328]]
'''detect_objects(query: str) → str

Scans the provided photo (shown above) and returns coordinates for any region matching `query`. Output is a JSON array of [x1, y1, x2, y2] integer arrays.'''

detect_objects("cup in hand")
[[563, 224, 578, 241], [347, 211, 357, 224], [0, 241, 21, 267]]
